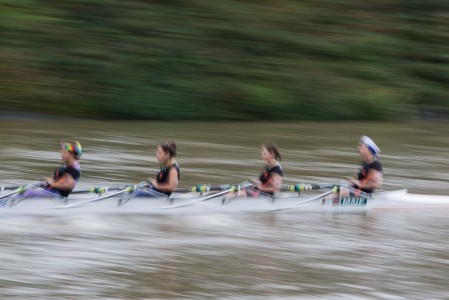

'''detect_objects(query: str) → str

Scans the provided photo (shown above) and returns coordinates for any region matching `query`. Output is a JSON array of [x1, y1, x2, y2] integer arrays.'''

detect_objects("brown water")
[[0, 121, 448, 299]]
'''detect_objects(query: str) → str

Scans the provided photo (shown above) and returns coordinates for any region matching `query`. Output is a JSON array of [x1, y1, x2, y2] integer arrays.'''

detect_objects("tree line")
[[2, 0, 448, 120]]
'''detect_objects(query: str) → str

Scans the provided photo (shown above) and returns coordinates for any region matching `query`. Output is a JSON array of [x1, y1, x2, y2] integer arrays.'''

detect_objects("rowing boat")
[[0, 185, 448, 215]]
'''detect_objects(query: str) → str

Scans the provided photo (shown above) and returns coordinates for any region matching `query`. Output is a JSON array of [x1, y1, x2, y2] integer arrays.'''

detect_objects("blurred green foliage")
[[1, 0, 448, 120]]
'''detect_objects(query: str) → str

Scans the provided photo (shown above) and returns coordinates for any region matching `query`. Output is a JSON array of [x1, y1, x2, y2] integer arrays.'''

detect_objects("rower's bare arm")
[[361, 170, 383, 190], [258, 173, 282, 194], [153, 168, 178, 193], [271, 173, 283, 192], [46, 173, 75, 191], [166, 168, 179, 192]]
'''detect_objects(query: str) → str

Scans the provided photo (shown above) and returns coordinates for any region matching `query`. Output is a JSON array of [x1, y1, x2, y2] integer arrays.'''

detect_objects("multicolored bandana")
[[61, 141, 83, 159]]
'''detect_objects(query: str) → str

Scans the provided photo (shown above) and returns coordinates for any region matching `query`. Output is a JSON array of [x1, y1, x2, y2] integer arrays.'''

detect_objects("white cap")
[[360, 135, 380, 156]]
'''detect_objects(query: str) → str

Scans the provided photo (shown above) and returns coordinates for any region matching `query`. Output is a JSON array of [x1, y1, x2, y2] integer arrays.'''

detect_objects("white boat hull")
[[0, 189, 448, 215]]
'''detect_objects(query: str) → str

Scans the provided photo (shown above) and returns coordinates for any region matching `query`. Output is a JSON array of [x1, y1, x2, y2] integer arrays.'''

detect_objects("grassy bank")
[[1, 0, 448, 120]]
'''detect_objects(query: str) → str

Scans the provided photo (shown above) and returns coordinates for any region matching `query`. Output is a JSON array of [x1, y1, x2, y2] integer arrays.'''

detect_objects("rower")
[[42, 141, 82, 197], [346, 135, 383, 195], [134, 141, 180, 197], [243, 143, 284, 198]]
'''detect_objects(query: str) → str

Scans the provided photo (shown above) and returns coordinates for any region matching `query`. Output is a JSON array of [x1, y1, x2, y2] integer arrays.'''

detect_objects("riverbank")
[[3, 0, 448, 121]]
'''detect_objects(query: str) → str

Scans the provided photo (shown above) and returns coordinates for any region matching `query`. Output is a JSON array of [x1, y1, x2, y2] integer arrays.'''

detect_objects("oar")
[[71, 184, 231, 195], [0, 182, 43, 200], [175, 184, 232, 193], [57, 181, 148, 209], [162, 184, 245, 209], [1, 181, 47, 192], [221, 184, 250, 205], [0, 186, 27, 200], [1, 185, 21, 192], [281, 183, 336, 192], [273, 189, 336, 212], [118, 183, 170, 206], [71, 186, 113, 194]]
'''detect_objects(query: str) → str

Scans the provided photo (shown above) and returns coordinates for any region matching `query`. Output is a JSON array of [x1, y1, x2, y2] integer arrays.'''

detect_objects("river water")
[[0, 121, 448, 299]]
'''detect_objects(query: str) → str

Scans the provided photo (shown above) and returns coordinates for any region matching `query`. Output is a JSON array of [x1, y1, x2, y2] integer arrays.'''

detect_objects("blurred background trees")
[[1, 0, 448, 120]]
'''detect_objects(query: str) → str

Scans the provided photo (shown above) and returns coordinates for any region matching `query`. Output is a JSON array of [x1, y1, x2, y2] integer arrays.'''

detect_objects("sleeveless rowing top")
[[153, 162, 180, 196], [259, 164, 283, 184], [257, 164, 283, 195], [356, 160, 383, 194], [51, 161, 81, 197]]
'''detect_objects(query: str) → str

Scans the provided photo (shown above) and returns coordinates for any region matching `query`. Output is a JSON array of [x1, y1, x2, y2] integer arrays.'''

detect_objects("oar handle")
[[71, 186, 111, 194], [59, 181, 148, 209], [282, 183, 338, 192], [72, 182, 149, 194], [176, 184, 232, 193], [1, 186, 20, 191], [73, 184, 234, 194], [0, 181, 44, 200], [1, 181, 52, 191]]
